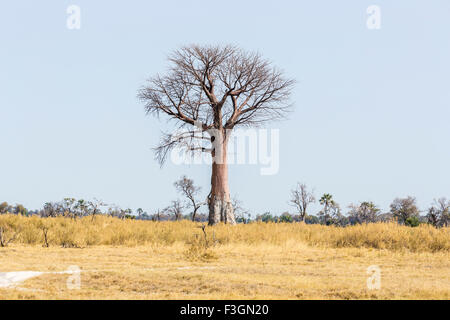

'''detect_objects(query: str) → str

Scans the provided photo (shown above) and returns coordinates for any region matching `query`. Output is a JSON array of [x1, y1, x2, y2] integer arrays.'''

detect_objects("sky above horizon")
[[1, 1, 449, 216]]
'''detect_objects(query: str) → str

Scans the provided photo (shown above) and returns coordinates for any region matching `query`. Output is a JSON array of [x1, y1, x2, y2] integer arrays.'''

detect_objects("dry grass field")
[[0, 215, 449, 299]]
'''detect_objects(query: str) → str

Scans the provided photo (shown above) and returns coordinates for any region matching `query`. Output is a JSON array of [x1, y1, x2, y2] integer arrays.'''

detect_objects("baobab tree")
[[138, 45, 294, 225]]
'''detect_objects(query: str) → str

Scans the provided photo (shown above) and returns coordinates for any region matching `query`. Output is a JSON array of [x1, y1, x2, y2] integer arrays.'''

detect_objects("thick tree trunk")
[[208, 131, 235, 225]]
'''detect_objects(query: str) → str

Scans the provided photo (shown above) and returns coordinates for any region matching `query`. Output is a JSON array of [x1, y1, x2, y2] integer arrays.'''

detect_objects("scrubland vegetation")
[[1, 178, 448, 299], [0, 214, 448, 251], [0, 215, 449, 300]]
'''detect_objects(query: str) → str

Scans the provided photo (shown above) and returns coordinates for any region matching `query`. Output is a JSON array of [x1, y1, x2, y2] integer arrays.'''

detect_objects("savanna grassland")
[[0, 215, 449, 300]]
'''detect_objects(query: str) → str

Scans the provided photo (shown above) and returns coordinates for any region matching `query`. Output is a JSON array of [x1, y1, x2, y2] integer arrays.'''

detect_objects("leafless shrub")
[[289, 183, 316, 222], [0, 226, 19, 247]]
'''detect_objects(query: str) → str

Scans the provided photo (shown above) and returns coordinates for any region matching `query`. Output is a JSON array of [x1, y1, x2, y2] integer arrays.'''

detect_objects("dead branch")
[[0, 226, 19, 247]]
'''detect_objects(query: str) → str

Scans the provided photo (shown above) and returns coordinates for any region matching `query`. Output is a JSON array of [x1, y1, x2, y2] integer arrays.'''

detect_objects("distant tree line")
[[0, 180, 448, 228], [281, 183, 449, 227]]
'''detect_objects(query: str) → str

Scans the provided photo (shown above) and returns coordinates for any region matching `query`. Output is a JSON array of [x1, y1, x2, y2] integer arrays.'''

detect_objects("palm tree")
[[319, 194, 340, 225], [319, 194, 334, 211]]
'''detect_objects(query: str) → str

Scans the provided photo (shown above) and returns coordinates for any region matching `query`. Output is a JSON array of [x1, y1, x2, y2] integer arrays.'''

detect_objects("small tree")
[[348, 201, 380, 224], [152, 209, 162, 221], [165, 200, 184, 221], [61, 198, 76, 219], [318, 194, 342, 225], [305, 215, 320, 224], [107, 205, 123, 219], [120, 208, 133, 219], [42, 202, 59, 217], [232, 197, 251, 224], [389, 196, 420, 225], [0, 202, 11, 214], [257, 212, 276, 223], [13, 204, 28, 216], [279, 212, 293, 223], [289, 183, 315, 222], [427, 198, 450, 227], [405, 216, 420, 227], [136, 208, 144, 219], [174, 176, 204, 222], [74, 199, 89, 219], [88, 199, 107, 221]]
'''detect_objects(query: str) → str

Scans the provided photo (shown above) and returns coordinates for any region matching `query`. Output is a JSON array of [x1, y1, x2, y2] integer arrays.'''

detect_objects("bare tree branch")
[[289, 183, 316, 222], [139, 44, 295, 166], [174, 176, 205, 222]]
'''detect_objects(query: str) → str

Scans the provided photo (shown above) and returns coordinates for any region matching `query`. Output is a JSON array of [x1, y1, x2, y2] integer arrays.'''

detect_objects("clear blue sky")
[[1, 1, 449, 216]]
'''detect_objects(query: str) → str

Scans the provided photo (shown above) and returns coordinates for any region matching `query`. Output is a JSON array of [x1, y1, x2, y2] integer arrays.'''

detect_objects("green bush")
[[279, 213, 293, 223], [405, 216, 420, 227]]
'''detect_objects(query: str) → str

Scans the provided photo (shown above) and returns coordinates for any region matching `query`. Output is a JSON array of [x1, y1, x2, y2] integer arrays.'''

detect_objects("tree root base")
[[208, 197, 236, 225]]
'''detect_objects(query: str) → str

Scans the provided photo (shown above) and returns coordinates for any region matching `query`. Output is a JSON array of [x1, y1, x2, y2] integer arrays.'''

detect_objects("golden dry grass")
[[1, 215, 449, 251], [0, 215, 449, 299]]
